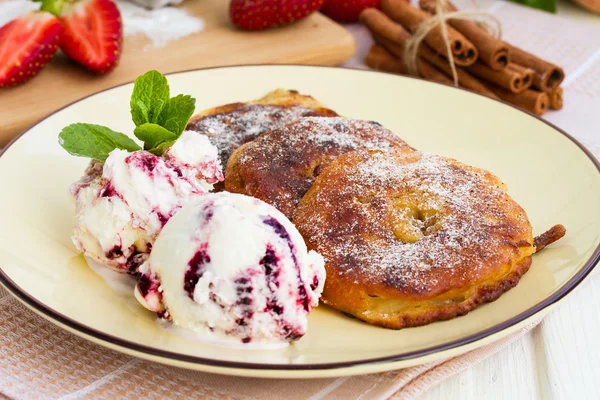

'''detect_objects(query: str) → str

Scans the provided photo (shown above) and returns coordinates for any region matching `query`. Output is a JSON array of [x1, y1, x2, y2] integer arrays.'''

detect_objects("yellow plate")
[[1, 65, 599, 379]]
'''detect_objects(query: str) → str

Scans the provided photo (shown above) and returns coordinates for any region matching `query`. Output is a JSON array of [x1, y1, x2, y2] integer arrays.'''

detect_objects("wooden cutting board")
[[0, 2, 355, 146]]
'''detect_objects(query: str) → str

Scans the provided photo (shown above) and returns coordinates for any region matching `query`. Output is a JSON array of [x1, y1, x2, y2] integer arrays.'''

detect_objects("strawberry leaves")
[[59, 70, 197, 160], [39, 0, 65, 17]]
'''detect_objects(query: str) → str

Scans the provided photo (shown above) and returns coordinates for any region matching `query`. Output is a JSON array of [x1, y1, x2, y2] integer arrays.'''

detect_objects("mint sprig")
[[130, 71, 196, 151], [59, 70, 196, 161]]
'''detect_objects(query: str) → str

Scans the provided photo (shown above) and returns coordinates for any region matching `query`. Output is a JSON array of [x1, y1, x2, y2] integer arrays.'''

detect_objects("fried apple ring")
[[225, 117, 412, 218], [293, 149, 536, 329], [186, 89, 337, 169]]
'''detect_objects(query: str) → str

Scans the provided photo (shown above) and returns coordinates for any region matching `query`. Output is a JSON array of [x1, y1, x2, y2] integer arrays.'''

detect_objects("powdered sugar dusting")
[[296, 150, 533, 297], [230, 117, 411, 218], [237, 117, 408, 168], [296, 117, 400, 149], [186, 105, 335, 168]]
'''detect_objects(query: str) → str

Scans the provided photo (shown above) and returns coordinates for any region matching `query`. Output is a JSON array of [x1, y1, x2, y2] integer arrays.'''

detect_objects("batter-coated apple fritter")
[[186, 89, 338, 169], [225, 117, 413, 218], [293, 149, 536, 329]]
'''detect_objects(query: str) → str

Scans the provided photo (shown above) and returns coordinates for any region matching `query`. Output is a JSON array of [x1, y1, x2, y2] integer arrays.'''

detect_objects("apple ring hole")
[[390, 197, 439, 243], [307, 160, 324, 178]]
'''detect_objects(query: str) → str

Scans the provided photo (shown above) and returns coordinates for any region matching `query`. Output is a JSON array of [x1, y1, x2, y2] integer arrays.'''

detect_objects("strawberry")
[[0, 11, 62, 88], [59, 0, 123, 73], [230, 0, 327, 31], [321, 0, 381, 23]]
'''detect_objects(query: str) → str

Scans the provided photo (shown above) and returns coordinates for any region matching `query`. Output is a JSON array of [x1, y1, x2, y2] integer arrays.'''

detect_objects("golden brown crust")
[[294, 149, 535, 329], [186, 89, 338, 168], [224, 117, 413, 218], [192, 89, 336, 117], [358, 256, 533, 329]]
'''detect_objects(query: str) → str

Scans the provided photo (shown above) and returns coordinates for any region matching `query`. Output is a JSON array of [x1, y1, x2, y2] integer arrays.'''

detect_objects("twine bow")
[[403, 0, 503, 86]]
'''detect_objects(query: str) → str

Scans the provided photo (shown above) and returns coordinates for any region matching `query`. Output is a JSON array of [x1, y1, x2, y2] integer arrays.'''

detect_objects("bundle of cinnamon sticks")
[[361, 0, 565, 116]]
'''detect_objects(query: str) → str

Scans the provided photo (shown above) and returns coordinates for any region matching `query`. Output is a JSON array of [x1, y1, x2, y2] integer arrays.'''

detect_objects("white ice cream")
[[135, 192, 326, 346], [71, 131, 223, 274]]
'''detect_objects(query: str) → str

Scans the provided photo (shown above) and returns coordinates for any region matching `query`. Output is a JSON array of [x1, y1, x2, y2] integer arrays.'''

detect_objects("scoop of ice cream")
[[135, 192, 326, 346], [71, 131, 223, 274]]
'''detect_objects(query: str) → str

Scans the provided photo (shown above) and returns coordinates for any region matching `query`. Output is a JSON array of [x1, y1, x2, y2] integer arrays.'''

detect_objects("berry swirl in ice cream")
[[70, 131, 223, 274], [134, 192, 326, 346]]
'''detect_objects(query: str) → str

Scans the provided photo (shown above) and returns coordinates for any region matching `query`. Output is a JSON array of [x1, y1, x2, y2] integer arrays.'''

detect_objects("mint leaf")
[[148, 140, 176, 156], [158, 94, 196, 136], [130, 70, 170, 126], [134, 123, 178, 151], [59, 123, 141, 161]]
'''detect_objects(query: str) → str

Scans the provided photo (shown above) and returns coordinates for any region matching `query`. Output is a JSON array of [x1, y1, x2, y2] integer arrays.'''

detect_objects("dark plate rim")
[[1, 64, 599, 372]]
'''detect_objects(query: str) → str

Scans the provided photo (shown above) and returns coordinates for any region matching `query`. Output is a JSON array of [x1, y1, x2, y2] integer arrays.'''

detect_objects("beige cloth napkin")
[[0, 284, 541, 400]]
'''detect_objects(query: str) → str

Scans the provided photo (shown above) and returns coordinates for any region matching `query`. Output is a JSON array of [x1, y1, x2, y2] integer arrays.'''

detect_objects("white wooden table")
[[342, 1, 600, 398]]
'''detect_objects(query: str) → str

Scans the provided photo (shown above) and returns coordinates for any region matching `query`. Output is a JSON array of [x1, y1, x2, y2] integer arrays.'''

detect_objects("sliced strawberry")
[[0, 11, 61, 88], [59, 0, 122, 74], [229, 0, 326, 31], [321, 0, 381, 23]]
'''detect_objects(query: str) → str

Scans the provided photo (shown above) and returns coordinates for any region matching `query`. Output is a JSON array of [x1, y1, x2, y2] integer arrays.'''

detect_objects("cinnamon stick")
[[415, 59, 454, 85], [493, 87, 550, 116], [360, 9, 453, 85], [549, 87, 563, 110], [465, 61, 525, 93], [380, 0, 479, 66], [360, 8, 411, 44], [418, 45, 499, 98], [372, 34, 454, 85], [507, 64, 533, 90], [366, 44, 408, 74], [506, 44, 564, 92], [419, 0, 509, 70]]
